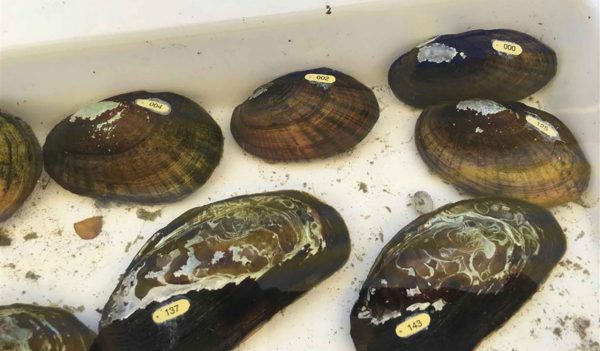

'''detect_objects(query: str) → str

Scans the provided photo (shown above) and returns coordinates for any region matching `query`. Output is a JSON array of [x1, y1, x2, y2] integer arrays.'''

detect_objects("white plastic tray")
[[0, 0, 598, 350]]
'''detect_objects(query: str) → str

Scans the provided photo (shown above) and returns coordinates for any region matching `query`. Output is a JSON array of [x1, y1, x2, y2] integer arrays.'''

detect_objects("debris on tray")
[[73, 216, 103, 240]]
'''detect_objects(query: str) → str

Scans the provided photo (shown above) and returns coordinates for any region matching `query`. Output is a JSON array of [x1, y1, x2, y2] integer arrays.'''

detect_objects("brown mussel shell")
[[0, 112, 42, 222], [231, 67, 379, 161], [43, 91, 223, 203], [415, 100, 590, 207], [350, 198, 566, 351], [93, 190, 350, 351], [388, 29, 557, 107], [0, 304, 96, 350]]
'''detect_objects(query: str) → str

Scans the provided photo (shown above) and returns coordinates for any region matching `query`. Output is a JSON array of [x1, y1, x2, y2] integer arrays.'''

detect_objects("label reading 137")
[[152, 299, 190, 324]]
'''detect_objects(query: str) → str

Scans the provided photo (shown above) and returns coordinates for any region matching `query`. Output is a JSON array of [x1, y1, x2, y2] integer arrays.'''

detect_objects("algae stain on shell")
[[95, 190, 350, 351], [350, 198, 566, 351]]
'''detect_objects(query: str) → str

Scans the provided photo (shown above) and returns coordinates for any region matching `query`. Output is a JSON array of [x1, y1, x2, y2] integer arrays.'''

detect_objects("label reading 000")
[[152, 299, 190, 324], [304, 73, 336, 84], [135, 98, 172, 115], [492, 40, 523, 56], [395, 313, 431, 338]]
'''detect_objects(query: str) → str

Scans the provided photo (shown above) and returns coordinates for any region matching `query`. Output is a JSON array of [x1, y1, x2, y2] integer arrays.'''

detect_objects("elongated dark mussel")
[[0, 112, 42, 222], [388, 29, 557, 107], [415, 100, 590, 207], [350, 198, 566, 351], [43, 91, 223, 203], [93, 190, 350, 351], [231, 67, 379, 161], [0, 304, 96, 350]]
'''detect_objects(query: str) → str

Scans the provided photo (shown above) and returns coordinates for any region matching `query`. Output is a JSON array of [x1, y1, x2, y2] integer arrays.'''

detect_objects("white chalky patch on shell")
[[101, 194, 326, 327], [0, 316, 32, 350], [432, 299, 447, 311], [406, 287, 421, 297], [417, 43, 458, 63], [91, 111, 124, 140], [407, 302, 431, 312], [416, 35, 440, 48], [460, 52, 467, 59], [249, 83, 273, 100], [456, 99, 507, 116], [69, 101, 121, 122], [362, 308, 404, 326], [210, 251, 225, 265], [475, 127, 484, 133]]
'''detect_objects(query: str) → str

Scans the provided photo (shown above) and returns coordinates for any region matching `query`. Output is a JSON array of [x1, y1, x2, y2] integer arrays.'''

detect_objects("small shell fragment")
[[74, 216, 104, 240]]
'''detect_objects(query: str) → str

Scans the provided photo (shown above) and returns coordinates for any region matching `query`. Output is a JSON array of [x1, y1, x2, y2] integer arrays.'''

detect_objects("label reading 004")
[[152, 299, 190, 324], [304, 73, 336, 84], [492, 40, 523, 56], [395, 313, 431, 338], [135, 98, 172, 115]]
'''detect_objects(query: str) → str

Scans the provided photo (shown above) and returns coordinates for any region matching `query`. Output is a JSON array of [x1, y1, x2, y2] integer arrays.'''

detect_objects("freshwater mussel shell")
[[388, 29, 557, 107], [0, 304, 96, 350], [94, 190, 350, 351], [350, 198, 566, 351], [43, 91, 223, 203], [231, 67, 379, 161], [415, 100, 590, 207], [0, 112, 42, 222]]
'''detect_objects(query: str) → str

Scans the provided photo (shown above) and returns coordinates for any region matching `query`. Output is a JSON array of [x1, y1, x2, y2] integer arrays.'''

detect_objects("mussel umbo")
[[43, 91, 223, 203], [350, 198, 566, 351], [388, 29, 557, 107], [0, 304, 96, 350], [93, 190, 350, 351], [415, 100, 590, 207], [0, 112, 42, 222], [231, 67, 379, 161]]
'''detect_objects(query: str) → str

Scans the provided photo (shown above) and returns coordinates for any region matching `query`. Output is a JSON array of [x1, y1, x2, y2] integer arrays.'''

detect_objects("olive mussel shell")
[[0, 304, 96, 350], [350, 198, 566, 351], [0, 112, 42, 222], [415, 100, 590, 207], [388, 29, 557, 107], [43, 91, 223, 203], [231, 67, 379, 161], [93, 190, 350, 351]]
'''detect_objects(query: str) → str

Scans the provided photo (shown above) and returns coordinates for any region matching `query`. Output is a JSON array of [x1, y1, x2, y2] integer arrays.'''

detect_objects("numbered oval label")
[[395, 313, 431, 338], [492, 40, 523, 56], [152, 299, 190, 324], [526, 115, 559, 138], [135, 98, 172, 115], [305, 73, 336, 84]]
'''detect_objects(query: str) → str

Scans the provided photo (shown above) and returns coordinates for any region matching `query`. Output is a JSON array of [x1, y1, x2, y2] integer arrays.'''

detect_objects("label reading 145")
[[152, 299, 190, 324], [395, 313, 431, 338]]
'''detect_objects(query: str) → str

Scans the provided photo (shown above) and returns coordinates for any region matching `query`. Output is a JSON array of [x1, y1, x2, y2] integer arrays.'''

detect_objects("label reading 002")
[[152, 299, 190, 324], [492, 40, 523, 56], [395, 313, 431, 338], [304, 73, 336, 84], [135, 98, 172, 115]]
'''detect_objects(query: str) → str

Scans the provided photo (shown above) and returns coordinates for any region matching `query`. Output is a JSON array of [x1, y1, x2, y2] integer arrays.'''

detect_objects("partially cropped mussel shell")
[[388, 29, 557, 107], [415, 100, 590, 207], [93, 190, 350, 351], [350, 198, 566, 351], [0, 304, 96, 350], [0, 112, 42, 222], [231, 67, 379, 161], [43, 91, 223, 203]]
